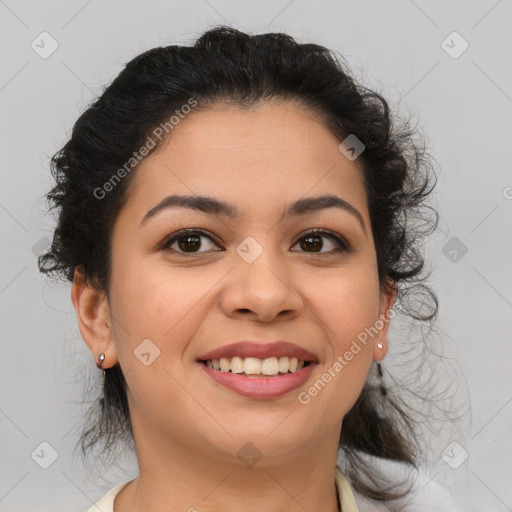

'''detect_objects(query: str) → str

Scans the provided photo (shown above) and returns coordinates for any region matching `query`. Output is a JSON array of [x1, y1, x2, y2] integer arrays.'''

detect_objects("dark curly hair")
[[38, 26, 447, 504]]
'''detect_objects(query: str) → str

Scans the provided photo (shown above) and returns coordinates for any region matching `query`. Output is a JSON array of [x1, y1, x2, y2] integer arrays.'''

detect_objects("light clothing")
[[86, 480, 131, 512], [86, 466, 360, 511]]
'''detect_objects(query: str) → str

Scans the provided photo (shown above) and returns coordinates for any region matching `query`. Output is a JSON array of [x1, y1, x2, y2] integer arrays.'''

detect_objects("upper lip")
[[198, 341, 319, 362]]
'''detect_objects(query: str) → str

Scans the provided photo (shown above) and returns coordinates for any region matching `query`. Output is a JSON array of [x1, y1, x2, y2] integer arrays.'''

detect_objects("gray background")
[[0, 0, 511, 510]]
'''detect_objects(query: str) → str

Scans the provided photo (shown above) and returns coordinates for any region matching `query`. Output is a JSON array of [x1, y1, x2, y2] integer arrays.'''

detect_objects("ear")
[[70, 266, 117, 368], [372, 279, 397, 362]]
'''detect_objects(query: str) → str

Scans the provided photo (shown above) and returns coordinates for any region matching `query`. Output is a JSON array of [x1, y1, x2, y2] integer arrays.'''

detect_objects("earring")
[[375, 361, 387, 417], [377, 342, 383, 349], [96, 353, 105, 369], [376, 362, 387, 397]]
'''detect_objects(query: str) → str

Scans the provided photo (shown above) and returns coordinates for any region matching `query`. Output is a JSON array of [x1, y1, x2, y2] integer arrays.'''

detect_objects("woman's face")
[[82, 100, 395, 466]]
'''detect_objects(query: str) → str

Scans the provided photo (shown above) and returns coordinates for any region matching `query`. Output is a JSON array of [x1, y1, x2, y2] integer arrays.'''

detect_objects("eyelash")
[[160, 228, 352, 257]]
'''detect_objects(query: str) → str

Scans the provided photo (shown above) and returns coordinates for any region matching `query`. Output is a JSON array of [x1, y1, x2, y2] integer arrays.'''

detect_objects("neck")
[[114, 414, 342, 512]]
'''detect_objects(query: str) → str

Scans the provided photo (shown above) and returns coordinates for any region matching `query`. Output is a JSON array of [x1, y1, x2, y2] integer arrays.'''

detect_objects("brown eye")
[[300, 234, 323, 252], [161, 228, 351, 257], [292, 229, 350, 254], [162, 229, 220, 255]]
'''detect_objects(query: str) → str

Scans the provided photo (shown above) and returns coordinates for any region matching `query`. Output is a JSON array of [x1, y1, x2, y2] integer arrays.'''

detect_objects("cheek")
[[303, 262, 381, 339], [111, 255, 217, 355], [108, 260, 209, 408], [299, 264, 380, 399]]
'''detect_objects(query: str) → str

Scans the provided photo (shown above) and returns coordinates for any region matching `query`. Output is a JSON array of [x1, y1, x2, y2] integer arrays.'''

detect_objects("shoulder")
[[85, 479, 134, 512], [350, 474, 464, 512], [337, 458, 464, 512]]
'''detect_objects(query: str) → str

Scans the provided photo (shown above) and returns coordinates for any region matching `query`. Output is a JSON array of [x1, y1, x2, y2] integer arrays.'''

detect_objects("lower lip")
[[197, 361, 317, 399]]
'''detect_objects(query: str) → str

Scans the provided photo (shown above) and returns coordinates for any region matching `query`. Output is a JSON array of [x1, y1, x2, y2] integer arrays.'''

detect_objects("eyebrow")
[[141, 194, 366, 236]]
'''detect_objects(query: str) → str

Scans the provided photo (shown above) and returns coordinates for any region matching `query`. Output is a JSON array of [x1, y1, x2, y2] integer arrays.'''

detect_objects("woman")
[[38, 26, 451, 511]]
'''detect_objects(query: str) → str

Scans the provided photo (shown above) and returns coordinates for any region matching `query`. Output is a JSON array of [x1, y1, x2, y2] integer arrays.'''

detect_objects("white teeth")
[[243, 357, 262, 375], [204, 356, 306, 375], [261, 357, 279, 375], [230, 356, 244, 374]]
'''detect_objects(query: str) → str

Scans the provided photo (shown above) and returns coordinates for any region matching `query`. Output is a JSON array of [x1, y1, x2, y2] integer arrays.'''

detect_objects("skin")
[[72, 100, 396, 512]]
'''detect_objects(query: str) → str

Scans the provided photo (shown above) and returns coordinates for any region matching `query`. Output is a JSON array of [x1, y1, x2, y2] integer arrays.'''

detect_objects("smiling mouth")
[[197, 356, 318, 398], [198, 356, 311, 377]]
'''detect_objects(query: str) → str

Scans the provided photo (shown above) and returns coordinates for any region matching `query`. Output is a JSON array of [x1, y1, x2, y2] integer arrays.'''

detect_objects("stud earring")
[[96, 353, 105, 369], [377, 342, 383, 349]]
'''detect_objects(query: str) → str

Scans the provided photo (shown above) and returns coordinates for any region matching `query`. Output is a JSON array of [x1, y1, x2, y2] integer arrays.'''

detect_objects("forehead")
[[124, 101, 368, 222]]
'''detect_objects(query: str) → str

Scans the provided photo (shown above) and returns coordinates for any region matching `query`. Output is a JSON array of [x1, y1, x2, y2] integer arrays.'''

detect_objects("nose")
[[220, 249, 303, 323]]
